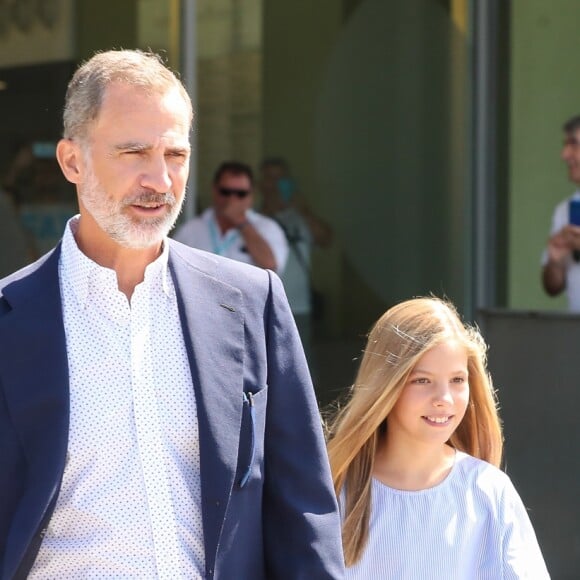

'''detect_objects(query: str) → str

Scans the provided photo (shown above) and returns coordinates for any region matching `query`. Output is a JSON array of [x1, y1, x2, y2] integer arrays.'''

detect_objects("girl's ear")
[[56, 139, 84, 185]]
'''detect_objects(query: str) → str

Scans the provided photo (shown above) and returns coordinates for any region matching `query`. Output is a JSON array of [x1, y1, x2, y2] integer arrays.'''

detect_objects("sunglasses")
[[218, 186, 251, 198], [564, 137, 580, 147]]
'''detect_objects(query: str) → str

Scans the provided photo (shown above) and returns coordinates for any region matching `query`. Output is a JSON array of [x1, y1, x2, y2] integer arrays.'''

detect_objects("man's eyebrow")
[[114, 142, 190, 154], [166, 145, 191, 154], [115, 142, 150, 152]]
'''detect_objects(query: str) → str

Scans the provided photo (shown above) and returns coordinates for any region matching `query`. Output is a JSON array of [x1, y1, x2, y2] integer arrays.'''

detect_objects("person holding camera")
[[174, 161, 288, 274], [542, 115, 580, 310], [259, 157, 333, 356]]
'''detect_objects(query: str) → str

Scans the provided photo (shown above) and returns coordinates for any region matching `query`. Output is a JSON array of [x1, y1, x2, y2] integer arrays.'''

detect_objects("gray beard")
[[79, 169, 183, 249]]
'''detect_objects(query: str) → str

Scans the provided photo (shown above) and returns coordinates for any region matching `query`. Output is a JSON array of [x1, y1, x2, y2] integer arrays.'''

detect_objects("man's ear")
[[56, 139, 84, 184]]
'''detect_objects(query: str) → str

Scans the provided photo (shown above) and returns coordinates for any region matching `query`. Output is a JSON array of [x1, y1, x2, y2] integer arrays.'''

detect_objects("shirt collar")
[[60, 215, 172, 309]]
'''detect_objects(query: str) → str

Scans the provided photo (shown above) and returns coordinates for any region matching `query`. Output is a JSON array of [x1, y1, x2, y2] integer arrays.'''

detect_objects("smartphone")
[[278, 177, 296, 203], [32, 141, 56, 159], [569, 199, 580, 261]]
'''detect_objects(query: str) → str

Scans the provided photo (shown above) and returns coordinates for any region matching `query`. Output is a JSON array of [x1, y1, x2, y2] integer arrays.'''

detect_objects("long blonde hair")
[[326, 297, 503, 566]]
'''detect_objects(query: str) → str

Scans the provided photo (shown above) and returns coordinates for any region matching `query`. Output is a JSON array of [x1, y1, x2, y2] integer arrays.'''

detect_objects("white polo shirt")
[[173, 208, 288, 274]]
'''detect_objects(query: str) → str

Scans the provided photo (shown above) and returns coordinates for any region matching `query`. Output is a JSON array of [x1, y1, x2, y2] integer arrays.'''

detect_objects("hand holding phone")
[[568, 198, 580, 260]]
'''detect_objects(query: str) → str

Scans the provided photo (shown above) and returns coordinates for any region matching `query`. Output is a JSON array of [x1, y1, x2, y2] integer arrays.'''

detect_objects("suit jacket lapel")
[[169, 247, 245, 571], [0, 248, 69, 577]]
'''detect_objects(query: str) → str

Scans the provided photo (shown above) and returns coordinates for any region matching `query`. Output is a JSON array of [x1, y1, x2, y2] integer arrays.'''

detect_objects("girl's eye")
[[451, 377, 466, 384], [411, 377, 429, 384]]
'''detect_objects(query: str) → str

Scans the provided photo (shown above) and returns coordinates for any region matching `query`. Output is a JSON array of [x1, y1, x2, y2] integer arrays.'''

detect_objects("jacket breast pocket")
[[237, 386, 267, 488]]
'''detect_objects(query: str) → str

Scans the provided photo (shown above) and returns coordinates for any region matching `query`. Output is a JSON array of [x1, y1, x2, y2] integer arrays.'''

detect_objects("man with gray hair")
[[0, 49, 344, 579]]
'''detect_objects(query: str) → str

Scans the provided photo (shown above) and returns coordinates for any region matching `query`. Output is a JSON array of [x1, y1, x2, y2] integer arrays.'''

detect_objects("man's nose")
[[141, 155, 172, 192]]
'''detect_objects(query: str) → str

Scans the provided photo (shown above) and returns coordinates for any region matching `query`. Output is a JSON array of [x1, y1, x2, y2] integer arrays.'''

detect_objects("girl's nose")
[[432, 382, 453, 406]]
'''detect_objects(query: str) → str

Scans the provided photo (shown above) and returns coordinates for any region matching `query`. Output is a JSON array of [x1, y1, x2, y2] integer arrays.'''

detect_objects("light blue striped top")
[[344, 451, 550, 579]]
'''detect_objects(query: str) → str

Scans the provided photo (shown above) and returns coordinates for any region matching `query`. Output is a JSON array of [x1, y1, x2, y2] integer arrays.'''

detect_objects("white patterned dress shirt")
[[29, 216, 205, 579]]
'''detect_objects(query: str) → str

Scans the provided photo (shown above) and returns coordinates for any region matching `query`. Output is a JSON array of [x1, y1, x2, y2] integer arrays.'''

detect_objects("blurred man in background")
[[174, 161, 288, 274], [259, 157, 333, 354]]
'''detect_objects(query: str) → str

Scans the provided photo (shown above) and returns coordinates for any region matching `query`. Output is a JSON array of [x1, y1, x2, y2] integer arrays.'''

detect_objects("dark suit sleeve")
[[0, 378, 26, 569], [262, 271, 345, 579]]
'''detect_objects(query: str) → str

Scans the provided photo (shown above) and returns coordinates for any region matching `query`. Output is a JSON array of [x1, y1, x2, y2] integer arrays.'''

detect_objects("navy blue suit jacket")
[[0, 239, 344, 579]]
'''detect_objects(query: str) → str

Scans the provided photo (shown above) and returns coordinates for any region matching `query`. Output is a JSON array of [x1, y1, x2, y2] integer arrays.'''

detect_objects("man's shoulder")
[[173, 211, 208, 240], [555, 195, 574, 209], [181, 208, 210, 226], [168, 238, 274, 285], [248, 210, 287, 239], [0, 248, 60, 315], [0, 248, 58, 293], [250, 209, 281, 227], [552, 192, 580, 213]]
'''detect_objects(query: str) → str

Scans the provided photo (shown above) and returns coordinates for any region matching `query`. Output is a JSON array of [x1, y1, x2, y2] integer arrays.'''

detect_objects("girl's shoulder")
[[454, 450, 505, 477], [453, 451, 516, 499]]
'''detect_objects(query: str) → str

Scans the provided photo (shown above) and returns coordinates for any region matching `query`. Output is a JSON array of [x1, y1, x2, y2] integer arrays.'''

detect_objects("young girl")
[[327, 297, 549, 578]]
